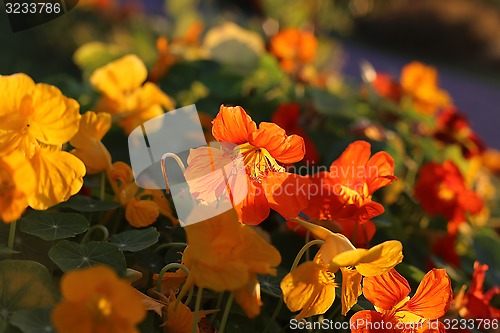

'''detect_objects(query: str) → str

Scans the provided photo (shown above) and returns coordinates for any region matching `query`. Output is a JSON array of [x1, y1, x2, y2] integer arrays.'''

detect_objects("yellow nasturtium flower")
[[180, 206, 281, 318], [90, 54, 175, 134], [70, 111, 112, 174], [0, 151, 36, 223], [280, 219, 403, 318], [0, 73, 85, 210]]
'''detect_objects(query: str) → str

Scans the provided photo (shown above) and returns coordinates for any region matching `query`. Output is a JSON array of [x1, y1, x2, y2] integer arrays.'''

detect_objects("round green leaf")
[[57, 196, 120, 212], [48, 240, 126, 276], [20, 211, 89, 241], [109, 228, 160, 252], [0, 261, 59, 325], [10, 308, 54, 333]]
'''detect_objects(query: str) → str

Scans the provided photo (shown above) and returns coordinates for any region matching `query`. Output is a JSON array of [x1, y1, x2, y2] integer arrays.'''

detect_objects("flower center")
[[338, 183, 370, 206], [437, 184, 455, 202], [87, 295, 113, 322], [237, 143, 284, 180]]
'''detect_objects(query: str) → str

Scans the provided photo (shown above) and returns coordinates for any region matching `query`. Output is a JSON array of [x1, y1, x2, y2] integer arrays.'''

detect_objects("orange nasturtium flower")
[[70, 111, 112, 174], [52, 266, 146, 333], [180, 206, 281, 318], [400, 61, 451, 115], [270, 28, 317, 73], [90, 54, 175, 134], [350, 268, 453, 333], [184, 105, 311, 225], [0, 73, 85, 210], [108, 162, 175, 228], [304, 140, 397, 246], [0, 151, 36, 223], [280, 219, 403, 317], [414, 161, 483, 235]]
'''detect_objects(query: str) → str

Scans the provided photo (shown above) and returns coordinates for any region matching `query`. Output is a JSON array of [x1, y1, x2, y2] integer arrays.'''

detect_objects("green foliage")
[[20, 212, 89, 241], [109, 228, 160, 252]]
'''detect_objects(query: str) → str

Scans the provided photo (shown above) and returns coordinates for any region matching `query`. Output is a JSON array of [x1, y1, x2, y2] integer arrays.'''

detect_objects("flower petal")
[[212, 105, 257, 144], [90, 55, 147, 100], [350, 310, 400, 333], [280, 261, 336, 319], [29, 83, 81, 145], [363, 268, 411, 311], [355, 240, 404, 277], [235, 178, 270, 225], [399, 269, 452, 321], [233, 275, 262, 319], [261, 171, 310, 219], [329, 140, 371, 185], [365, 151, 397, 193], [125, 198, 159, 228], [249, 122, 305, 164], [340, 267, 363, 315], [28, 149, 86, 210]]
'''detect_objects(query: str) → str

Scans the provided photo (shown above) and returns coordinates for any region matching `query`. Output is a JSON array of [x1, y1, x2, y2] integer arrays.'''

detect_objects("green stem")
[[305, 230, 311, 261], [154, 242, 188, 253], [218, 293, 233, 333], [210, 292, 225, 324], [100, 171, 106, 201], [192, 287, 203, 333], [156, 263, 190, 293], [80, 225, 109, 243], [7, 220, 17, 256], [263, 297, 283, 333]]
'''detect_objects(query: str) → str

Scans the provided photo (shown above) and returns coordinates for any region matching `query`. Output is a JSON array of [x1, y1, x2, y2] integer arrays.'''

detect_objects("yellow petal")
[[280, 261, 336, 319], [29, 83, 81, 145], [70, 111, 111, 145], [316, 233, 357, 270], [0, 73, 35, 116], [355, 240, 403, 277], [90, 55, 147, 100], [340, 267, 363, 315], [28, 149, 86, 210], [0, 151, 36, 222], [71, 141, 111, 175]]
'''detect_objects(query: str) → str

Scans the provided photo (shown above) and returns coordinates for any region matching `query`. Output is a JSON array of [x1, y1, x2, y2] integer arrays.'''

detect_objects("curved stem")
[[263, 297, 283, 333], [100, 171, 106, 201], [80, 225, 109, 243], [210, 292, 225, 324], [156, 263, 190, 293], [305, 230, 311, 261], [161, 153, 186, 195], [218, 293, 233, 333], [291, 239, 324, 271], [154, 242, 188, 253], [192, 287, 203, 333]]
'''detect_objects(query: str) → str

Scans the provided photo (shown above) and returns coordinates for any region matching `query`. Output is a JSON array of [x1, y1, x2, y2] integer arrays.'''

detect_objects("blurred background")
[[1, 0, 499, 147]]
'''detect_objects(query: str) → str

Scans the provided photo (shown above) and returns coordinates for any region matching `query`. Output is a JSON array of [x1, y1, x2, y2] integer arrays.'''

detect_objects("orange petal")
[[280, 261, 336, 319], [261, 171, 310, 220], [125, 198, 159, 228], [235, 178, 270, 225], [249, 122, 305, 164], [363, 268, 411, 311], [400, 269, 453, 320], [365, 151, 397, 193], [329, 141, 371, 185], [212, 105, 256, 144]]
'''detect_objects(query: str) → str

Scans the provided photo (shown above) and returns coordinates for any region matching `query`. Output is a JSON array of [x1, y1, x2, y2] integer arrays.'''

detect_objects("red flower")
[[414, 161, 483, 235], [434, 106, 486, 159], [304, 140, 396, 246], [370, 73, 402, 103], [271, 103, 319, 165], [458, 262, 500, 321]]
